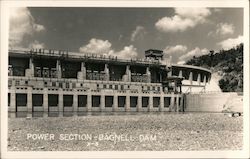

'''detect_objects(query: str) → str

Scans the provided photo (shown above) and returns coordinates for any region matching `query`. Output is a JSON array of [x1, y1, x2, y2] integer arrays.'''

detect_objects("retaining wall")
[[185, 92, 243, 112]]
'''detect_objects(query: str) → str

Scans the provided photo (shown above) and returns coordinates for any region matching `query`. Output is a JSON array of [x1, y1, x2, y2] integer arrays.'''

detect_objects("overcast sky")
[[9, 7, 243, 64]]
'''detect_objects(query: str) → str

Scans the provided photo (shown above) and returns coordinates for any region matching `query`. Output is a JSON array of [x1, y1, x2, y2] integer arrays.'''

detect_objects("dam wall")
[[185, 92, 243, 112]]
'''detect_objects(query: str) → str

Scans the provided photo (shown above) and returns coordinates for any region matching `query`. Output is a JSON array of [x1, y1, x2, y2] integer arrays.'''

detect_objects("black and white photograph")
[[0, 0, 249, 158]]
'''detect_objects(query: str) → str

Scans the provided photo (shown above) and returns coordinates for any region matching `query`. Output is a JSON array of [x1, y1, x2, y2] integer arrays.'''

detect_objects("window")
[[59, 82, 63, 88], [8, 80, 12, 87], [44, 81, 47, 86], [103, 84, 106, 89], [121, 85, 124, 90], [157, 87, 161, 91], [97, 84, 99, 88], [109, 85, 112, 89], [72, 83, 76, 88], [15, 80, 20, 86], [25, 81, 28, 85], [147, 86, 150, 90], [52, 82, 56, 87], [115, 85, 118, 90], [66, 83, 70, 88]]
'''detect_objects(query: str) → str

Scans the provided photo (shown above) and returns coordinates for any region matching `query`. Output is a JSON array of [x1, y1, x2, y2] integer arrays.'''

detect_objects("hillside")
[[186, 43, 243, 92]]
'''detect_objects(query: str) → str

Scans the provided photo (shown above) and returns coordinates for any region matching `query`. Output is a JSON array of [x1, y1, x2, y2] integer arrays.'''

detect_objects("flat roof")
[[8, 49, 165, 67], [171, 64, 212, 74]]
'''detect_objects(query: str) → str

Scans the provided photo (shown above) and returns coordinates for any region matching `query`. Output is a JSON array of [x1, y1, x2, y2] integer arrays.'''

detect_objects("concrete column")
[[179, 94, 183, 112], [160, 94, 164, 111], [113, 94, 118, 111], [27, 87, 32, 112], [87, 91, 92, 112], [176, 94, 179, 112], [56, 60, 62, 78], [170, 93, 175, 112], [126, 65, 131, 82], [58, 89, 63, 112], [73, 91, 78, 112], [125, 95, 130, 111], [189, 72, 193, 84], [178, 70, 183, 78], [137, 96, 142, 111], [25, 58, 34, 77], [29, 58, 34, 77], [168, 68, 172, 77], [174, 81, 177, 92], [43, 88, 48, 112], [203, 75, 207, 85], [82, 62, 86, 80], [197, 73, 201, 85], [78, 62, 86, 80], [148, 95, 153, 111], [100, 92, 105, 111], [189, 72, 193, 92], [104, 64, 109, 81], [146, 67, 151, 83], [10, 92, 16, 112]]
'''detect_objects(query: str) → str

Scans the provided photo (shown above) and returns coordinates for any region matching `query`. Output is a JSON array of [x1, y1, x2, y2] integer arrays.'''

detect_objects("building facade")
[[8, 48, 211, 112]]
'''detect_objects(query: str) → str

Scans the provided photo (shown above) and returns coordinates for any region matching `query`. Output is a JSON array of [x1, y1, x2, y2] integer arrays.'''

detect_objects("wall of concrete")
[[185, 93, 243, 112]]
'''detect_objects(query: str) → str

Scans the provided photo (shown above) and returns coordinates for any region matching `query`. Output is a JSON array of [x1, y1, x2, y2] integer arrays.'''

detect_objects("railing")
[[10, 49, 164, 66]]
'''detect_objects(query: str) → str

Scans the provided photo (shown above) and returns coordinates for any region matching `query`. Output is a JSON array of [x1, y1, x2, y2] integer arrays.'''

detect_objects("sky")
[[9, 7, 243, 64]]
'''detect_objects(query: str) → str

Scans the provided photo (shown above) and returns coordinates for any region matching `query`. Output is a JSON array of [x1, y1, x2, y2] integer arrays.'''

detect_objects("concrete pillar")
[[176, 94, 179, 112], [189, 72, 193, 92], [104, 64, 109, 81], [29, 58, 34, 77], [56, 60, 62, 78], [179, 94, 183, 112], [203, 75, 207, 85], [78, 62, 86, 80], [160, 94, 164, 111], [126, 65, 131, 82], [189, 72, 193, 84], [146, 67, 151, 83], [137, 96, 142, 111], [170, 93, 175, 112], [58, 89, 63, 112], [82, 62, 86, 80], [87, 91, 92, 112], [113, 94, 118, 111], [148, 95, 153, 111], [178, 70, 183, 78], [10, 92, 16, 112], [174, 81, 177, 92], [100, 92, 105, 111], [168, 68, 172, 77], [27, 87, 32, 112], [73, 92, 78, 112], [25, 58, 34, 77], [125, 95, 130, 111], [43, 88, 48, 112], [197, 73, 201, 85]]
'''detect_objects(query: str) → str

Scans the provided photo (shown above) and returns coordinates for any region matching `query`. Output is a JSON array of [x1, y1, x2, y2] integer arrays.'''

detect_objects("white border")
[[1, 0, 249, 158]]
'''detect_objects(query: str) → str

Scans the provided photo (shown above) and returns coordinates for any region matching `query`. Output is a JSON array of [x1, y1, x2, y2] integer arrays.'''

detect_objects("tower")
[[145, 49, 163, 60]]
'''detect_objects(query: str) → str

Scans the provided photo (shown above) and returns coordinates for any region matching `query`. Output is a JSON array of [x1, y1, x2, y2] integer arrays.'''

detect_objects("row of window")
[[9, 93, 181, 108], [9, 80, 161, 91]]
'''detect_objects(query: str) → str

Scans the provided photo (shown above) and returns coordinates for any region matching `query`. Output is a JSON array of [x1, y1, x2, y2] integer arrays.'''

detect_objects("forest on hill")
[[185, 43, 243, 92]]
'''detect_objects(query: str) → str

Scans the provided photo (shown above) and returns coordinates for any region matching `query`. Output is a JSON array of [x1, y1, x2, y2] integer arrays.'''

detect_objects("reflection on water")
[[8, 111, 187, 118]]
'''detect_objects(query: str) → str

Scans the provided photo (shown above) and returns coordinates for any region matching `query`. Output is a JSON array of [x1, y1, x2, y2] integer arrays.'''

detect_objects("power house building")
[[8, 48, 211, 113]]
